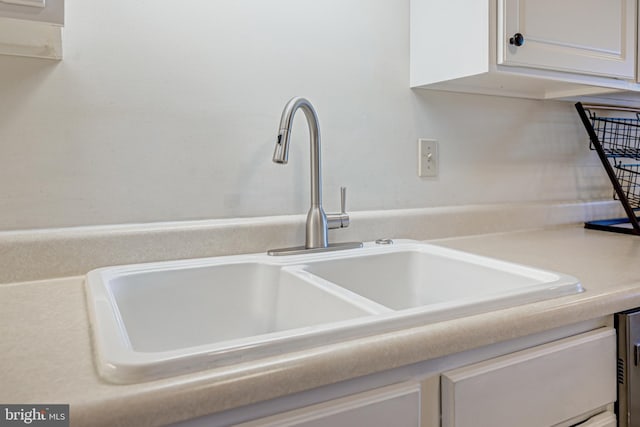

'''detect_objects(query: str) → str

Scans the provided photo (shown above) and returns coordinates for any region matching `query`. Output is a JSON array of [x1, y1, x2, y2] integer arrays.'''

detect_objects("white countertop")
[[2, 224, 640, 426]]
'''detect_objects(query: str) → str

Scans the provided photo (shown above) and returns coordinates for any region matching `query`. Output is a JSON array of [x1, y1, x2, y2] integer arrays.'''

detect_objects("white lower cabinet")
[[235, 382, 421, 427], [440, 328, 616, 427], [171, 323, 617, 427]]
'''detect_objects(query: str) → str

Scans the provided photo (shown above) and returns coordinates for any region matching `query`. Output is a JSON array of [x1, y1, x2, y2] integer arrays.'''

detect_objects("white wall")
[[0, 0, 610, 231]]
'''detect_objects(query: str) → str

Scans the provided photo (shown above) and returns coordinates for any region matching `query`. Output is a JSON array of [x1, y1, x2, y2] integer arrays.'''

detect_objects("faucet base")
[[267, 241, 363, 256]]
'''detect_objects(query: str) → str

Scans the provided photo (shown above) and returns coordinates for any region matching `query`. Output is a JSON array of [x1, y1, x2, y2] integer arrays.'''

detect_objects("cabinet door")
[[0, 0, 63, 59], [0, 0, 63, 25], [498, 0, 636, 79], [236, 382, 421, 427], [441, 328, 616, 427]]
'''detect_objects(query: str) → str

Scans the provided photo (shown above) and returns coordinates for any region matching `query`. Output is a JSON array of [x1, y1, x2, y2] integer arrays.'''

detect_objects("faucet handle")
[[328, 187, 350, 229]]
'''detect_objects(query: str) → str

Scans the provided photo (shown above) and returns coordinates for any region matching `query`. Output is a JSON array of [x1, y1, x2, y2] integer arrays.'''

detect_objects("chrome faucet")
[[268, 97, 362, 256]]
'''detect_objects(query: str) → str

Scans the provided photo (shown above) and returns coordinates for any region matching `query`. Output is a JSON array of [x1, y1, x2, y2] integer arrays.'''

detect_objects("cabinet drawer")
[[441, 328, 616, 427], [237, 382, 420, 427]]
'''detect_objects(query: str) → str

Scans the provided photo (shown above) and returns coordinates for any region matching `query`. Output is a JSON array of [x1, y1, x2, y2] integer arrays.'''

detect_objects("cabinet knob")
[[509, 33, 525, 47]]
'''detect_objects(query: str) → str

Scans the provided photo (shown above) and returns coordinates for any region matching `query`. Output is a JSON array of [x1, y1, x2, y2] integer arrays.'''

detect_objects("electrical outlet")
[[418, 138, 438, 177]]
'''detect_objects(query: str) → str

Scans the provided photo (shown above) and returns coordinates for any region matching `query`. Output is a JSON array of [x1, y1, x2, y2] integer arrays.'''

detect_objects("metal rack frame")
[[575, 102, 640, 235]]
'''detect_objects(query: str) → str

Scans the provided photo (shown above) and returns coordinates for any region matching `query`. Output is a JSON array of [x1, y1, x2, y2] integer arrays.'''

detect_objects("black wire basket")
[[575, 102, 640, 235], [614, 163, 640, 208], [587, 110, 640, 160]]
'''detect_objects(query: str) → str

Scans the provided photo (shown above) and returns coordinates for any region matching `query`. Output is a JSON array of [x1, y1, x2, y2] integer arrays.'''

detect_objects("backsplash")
[[0, 0, 610, 231], [0, 201, 624, 284]]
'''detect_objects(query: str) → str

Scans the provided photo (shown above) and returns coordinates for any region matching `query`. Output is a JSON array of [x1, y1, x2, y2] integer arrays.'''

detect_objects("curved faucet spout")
[[273, 97, 327, 248], [268, 97, 360, 255], [273, 97, 318, 165]]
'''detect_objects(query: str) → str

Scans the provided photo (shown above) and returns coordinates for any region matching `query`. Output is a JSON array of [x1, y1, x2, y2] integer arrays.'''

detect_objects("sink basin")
[[106, 262, 377, 353], [85, 240, 583, 383], [86, 259, 383, 383], [301, 245, 569, 311]]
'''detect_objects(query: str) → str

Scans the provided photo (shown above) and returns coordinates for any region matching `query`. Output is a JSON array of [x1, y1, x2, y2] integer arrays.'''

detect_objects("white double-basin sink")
[[85, 240, 583, 384]]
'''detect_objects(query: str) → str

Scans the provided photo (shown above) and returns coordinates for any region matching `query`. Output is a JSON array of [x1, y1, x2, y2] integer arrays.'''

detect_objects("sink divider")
[[281, 265, 394, 315]]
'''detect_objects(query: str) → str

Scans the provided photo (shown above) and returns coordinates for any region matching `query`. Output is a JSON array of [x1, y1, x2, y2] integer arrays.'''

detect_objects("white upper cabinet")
[[499, 0, 635, 79], [410, 0, 639, 100], [0, 0, 64, 60]]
